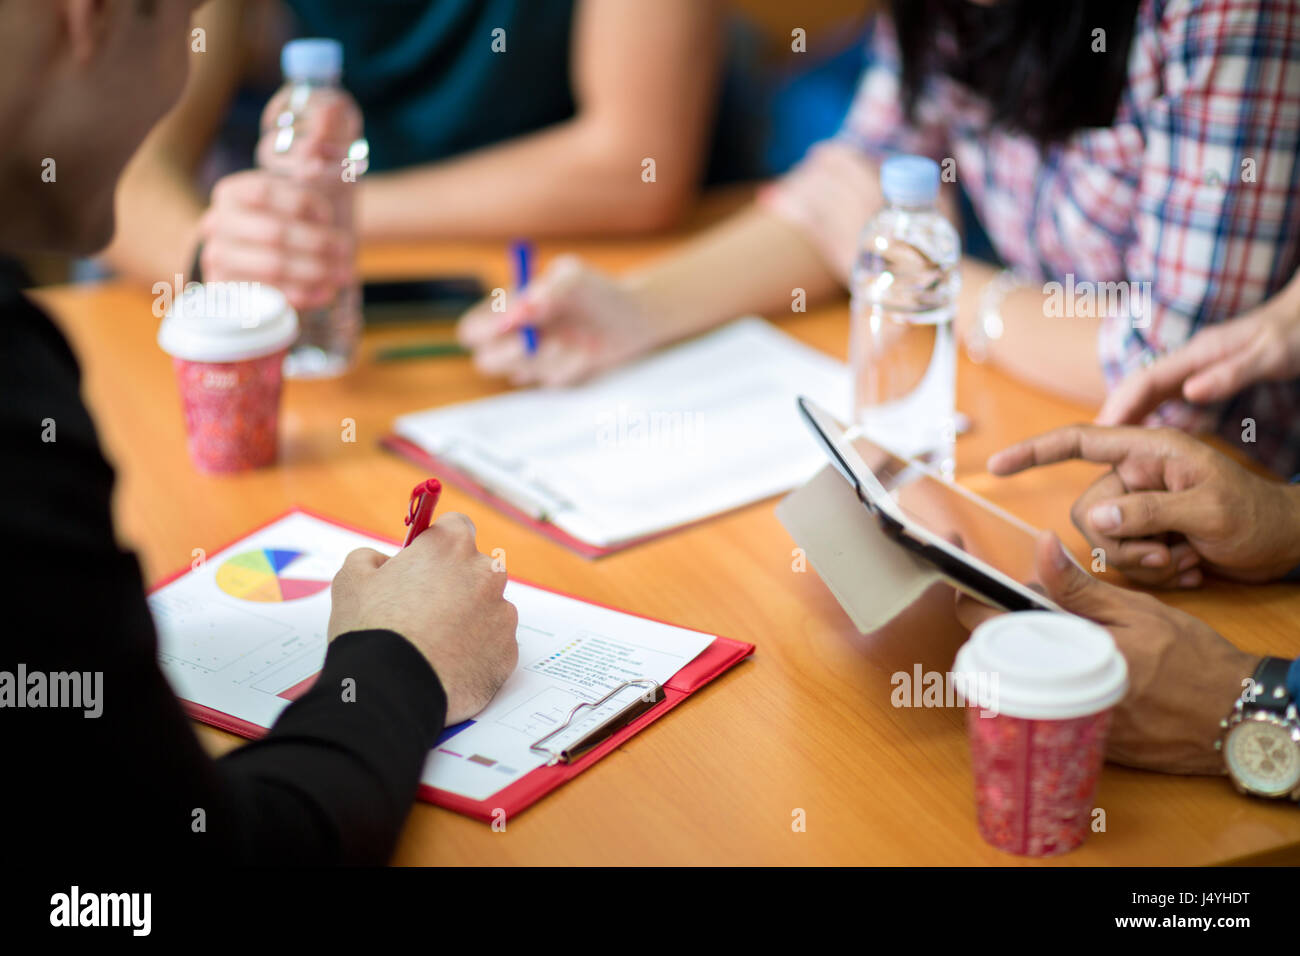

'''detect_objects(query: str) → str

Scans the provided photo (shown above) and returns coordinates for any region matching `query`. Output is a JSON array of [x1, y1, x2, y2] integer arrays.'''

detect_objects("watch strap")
[[1247, 656, 1294, 715]]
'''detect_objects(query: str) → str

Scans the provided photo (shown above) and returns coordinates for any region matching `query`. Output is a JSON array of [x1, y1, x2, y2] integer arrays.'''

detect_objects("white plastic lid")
[[952, 611, 1129, 720], [157, 282, 298, 363], [282, 38, 343, 84]]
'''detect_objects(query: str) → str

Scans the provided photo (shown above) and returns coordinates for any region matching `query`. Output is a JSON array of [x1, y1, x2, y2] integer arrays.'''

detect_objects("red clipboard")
[[151, 506, 755, 822]]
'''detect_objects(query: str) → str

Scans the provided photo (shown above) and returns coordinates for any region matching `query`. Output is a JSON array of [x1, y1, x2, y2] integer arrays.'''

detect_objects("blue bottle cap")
[[881, 155, 941, 206], [281, 38, 343, 84]]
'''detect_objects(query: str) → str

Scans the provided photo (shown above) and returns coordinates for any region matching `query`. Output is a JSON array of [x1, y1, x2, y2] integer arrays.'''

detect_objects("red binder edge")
[[149, 505, 756, 822]]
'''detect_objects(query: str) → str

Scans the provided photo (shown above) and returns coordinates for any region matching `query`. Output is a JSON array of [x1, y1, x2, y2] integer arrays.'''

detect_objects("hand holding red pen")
[[403, 477, 442, 546], [328, 478, 518, 723]]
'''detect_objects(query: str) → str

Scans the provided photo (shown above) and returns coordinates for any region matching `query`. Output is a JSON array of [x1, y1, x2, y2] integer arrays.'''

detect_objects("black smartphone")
[[362, 277, 487, 325]]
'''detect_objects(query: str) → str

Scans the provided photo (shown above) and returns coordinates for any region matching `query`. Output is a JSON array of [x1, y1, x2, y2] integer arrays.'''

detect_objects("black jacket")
[[0, 280, 445, 865]]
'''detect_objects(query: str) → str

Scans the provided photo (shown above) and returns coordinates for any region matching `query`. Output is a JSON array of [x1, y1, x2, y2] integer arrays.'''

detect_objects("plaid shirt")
[[784, 0, 1300, 474]]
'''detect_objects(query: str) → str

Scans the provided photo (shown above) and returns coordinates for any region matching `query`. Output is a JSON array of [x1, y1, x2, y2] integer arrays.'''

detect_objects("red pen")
[[403, 478, 442, 546]]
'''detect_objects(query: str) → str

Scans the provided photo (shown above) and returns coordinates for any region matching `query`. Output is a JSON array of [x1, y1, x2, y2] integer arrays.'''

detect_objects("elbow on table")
[[602, 179, 698, 234]]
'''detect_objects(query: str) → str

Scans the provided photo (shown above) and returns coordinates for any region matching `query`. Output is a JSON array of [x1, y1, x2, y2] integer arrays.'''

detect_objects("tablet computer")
[[796, 396, 1067, 613]]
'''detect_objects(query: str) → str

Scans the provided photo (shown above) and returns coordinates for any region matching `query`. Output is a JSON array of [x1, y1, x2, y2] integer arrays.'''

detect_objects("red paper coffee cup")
[[953, 612, 1128, 857], [158, 282, 298, 474]]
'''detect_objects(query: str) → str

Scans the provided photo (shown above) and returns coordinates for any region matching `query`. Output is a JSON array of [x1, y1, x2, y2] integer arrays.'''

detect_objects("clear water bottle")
[[849, 155, 961, 478], [261, 38, 366, 379]]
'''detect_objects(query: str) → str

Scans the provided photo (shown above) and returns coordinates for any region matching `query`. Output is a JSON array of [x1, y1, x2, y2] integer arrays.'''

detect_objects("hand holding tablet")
[[797, 396, 1073, 614]]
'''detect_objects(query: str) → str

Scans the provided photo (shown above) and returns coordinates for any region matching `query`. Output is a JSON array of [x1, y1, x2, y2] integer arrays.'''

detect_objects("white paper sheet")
[[392, 318, 850, 548], [423, 584, 711, 801], [149, 511, 714, 801]]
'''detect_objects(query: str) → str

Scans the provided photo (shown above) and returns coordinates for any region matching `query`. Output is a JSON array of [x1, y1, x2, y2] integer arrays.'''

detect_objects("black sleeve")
[[213, 629, 447, 864], [0, 290, 445, 866]]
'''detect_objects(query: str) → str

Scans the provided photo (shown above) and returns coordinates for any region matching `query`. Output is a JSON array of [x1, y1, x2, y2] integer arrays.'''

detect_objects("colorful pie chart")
[[215, 548, 333, 603]]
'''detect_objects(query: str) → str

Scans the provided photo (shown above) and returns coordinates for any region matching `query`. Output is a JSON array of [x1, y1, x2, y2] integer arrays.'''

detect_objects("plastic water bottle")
[[849, 155, 961, 478], [261, 38, 366, 379]]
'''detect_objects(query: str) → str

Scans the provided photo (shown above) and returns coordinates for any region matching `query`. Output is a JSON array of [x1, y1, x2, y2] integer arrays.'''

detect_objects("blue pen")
[[510, 239, 538, 356]]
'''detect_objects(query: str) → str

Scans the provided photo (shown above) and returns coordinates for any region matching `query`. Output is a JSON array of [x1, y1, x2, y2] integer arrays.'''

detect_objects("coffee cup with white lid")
[[953, 610, 1129, 720], [952, 611, 1129, 857], [158, 281, 298, 363], [157, 282, 299, 473]]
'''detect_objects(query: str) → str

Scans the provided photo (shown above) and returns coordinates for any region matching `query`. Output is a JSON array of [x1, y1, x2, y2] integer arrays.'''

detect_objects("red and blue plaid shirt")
[[806, 0, 1300, 474]]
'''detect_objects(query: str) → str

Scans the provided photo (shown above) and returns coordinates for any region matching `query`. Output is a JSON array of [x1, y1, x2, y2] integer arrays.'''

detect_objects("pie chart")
[[215, 548, 333, 603]]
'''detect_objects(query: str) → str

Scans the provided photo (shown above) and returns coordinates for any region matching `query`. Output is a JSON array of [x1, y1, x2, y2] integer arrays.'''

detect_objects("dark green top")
[[284, 0, 577, 173]]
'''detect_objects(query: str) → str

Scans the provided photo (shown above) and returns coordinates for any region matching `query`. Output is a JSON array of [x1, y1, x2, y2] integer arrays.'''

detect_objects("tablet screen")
[[846, 431, 1044, 587]]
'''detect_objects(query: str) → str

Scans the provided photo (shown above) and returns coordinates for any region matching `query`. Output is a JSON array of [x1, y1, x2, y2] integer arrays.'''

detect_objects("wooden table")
[[34, 204, 1300, 866]]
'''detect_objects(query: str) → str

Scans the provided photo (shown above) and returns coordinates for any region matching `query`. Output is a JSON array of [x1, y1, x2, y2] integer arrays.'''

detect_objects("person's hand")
[[328, 514, 518, 724], [955, 531, 1259, 775], [197, 169, 355, 313], [456, 255, 670, 387], [988, 424, 1300, 586], [199, 94, 359, 313], [1097, 271, 1300, 425]]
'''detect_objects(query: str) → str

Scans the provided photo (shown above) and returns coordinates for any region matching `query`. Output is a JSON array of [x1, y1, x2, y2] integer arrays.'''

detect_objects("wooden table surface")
[[34, 200, 1300, 866]]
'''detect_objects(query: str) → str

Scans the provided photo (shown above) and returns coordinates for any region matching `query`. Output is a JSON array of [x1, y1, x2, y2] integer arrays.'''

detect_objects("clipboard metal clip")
[[529, 679, 665, 766]]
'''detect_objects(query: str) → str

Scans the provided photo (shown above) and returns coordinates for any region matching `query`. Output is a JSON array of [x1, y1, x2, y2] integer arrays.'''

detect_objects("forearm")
[[102, 147, 206, 284], [957, 260, 1108, 407], [358, 0, 719, 241], [215, 628, 446, 864], [623, 204, 844, 343], [17, 559, 443, 865], [359, 118, 699, 240]]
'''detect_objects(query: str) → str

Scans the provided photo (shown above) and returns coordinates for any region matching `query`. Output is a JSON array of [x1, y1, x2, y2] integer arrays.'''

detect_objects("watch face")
[[1224, 719, 1300, 797]]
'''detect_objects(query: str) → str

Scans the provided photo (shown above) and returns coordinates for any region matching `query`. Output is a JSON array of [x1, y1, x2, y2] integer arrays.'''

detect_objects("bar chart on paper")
[[215, 548, 334, 602]]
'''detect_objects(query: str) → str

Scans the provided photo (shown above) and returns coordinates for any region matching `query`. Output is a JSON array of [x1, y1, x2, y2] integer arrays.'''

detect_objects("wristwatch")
[[1216, 657, 1300, 800]]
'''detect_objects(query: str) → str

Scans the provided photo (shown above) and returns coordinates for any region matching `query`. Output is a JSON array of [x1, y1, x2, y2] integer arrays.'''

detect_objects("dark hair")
[[889, 0, 1141, 146]]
